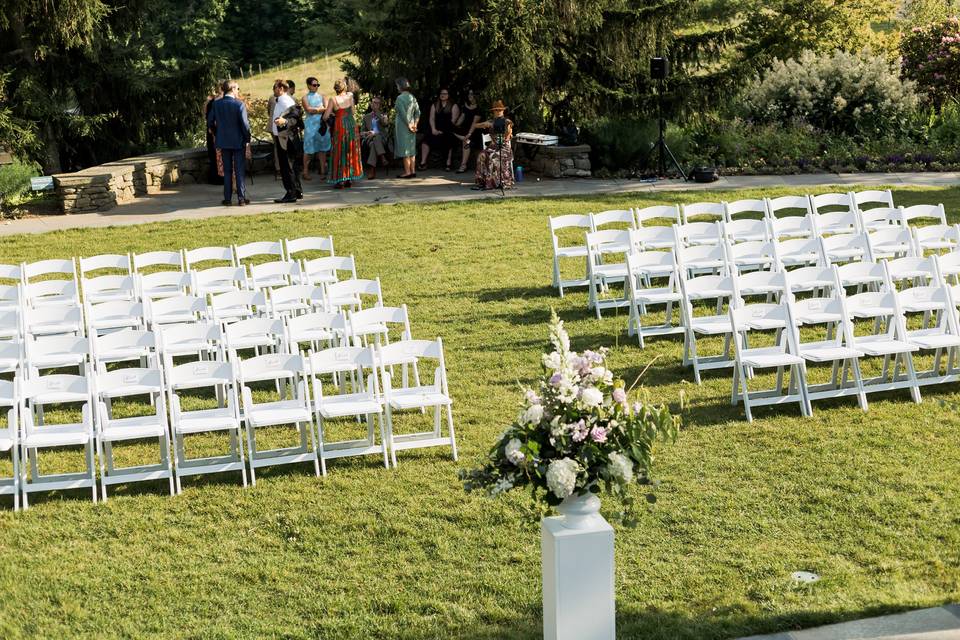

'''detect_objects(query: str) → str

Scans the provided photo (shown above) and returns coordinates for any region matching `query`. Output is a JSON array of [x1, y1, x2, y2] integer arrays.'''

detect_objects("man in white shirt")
[[272, 80, 301, 202]]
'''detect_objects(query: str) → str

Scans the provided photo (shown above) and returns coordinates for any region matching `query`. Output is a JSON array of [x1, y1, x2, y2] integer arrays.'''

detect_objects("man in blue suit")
[[207, 80, 251, 206]]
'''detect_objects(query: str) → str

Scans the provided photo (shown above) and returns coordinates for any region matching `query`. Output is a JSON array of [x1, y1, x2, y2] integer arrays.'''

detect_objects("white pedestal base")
[[541, 514, 615, 640]]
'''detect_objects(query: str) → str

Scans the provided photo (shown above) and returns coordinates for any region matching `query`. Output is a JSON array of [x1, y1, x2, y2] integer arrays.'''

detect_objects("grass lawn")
[[0, 184, 958, 639]]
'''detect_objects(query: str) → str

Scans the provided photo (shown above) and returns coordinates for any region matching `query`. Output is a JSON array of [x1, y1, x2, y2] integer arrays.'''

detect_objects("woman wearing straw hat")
[[472, 100, 514, 190]]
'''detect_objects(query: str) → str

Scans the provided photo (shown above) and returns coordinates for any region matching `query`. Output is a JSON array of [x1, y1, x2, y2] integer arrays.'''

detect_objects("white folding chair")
[[210, 289, 268, 325], [675, 220, 722, 247], [79, 254, 136, 304], [632, 225, 677, 251], [886, 255, 938, 289], [159, 322, 225, 361], [269, 284, 326, 318], [736, 268, 787, 301], [867, 226, 917, 260], [84, 299, 146, 336], [625, 251, 682, 348], [94, 367, 174, 500], [819, 231, 870, 265], [0, 283, 21, 313], [23, 304, 84, 339], [635, 204, 681, 227], [678, 269, 739, 384], [377, 338, 456, 467], [285, 235, 335, 262], [184, 245, 238, 271], [19, 373, 97, 507], [784, 265, 836, 296], [729, 302, 811, 422], [788, 271, 868, 412], [302, 255, 358, 289], [724, 238, 778, 274], [937, 249, 960, 284], [0, 340, 21, 375], [767, 212, 817, 241], [724, 218, 770, 244], [549, 214, 593, 296], [775, 234, 826, 269], [681, 201, 725, 223], [857, 206, 900, 232], [192, 265, 250, 298], [675, 234, 726, 275], [308, 346, 388, 473], [234, 240, 285, 266], [912, 223, 960, 254], [238, 353, 320, 484], [897, 268, 960, 388], [132, 250, 185, 273], [250, 260, 304, 290], [766, 195, 813, 223], [25, 335, 89, 377], [326, 278, 384, 313], [0, 310, 20, 341], [585, 229, 632, 317], [138, 271, 193, 301], [147, 295, 209, 328], [810, 192, 858, 236], [845, 263, 922, 403], [851, 188, 895, 213], [21, 259, 81, 308], [836, 260, 886, 290], [225, 317, 287, 357], [0, 264, 22, 284], [349, 304, 414, 347], [723, 199, 768, 222], [165, 358, 247, 491], [92, 329, 158, 372], [286, 311, 348, 354], [592, 209, 636, 234], [898, 203, 947, 227], [0, 379, 20, 510]]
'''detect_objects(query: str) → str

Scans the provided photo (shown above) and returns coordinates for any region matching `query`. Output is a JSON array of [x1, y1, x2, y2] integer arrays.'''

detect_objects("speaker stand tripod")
[[652, 77, 686, 180]]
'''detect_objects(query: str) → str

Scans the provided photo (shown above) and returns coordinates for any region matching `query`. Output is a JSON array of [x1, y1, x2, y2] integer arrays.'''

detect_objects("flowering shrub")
[[901, 17, 960, 107], [741, 50, 919, 139], [460, 312, 679, 526]]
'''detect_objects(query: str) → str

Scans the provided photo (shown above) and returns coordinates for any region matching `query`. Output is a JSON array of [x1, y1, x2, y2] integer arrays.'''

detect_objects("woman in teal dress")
[[394, 77, 420, 178], [302, 76, 331, 180]]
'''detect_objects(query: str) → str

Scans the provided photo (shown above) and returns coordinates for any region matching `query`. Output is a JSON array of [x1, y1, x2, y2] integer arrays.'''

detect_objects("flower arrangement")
[[461, 312, 679, 526]]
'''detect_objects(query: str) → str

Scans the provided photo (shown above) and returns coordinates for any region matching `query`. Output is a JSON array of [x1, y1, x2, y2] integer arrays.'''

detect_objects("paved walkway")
[[5, 170, 958, 236], [738, 605, 960, 640]]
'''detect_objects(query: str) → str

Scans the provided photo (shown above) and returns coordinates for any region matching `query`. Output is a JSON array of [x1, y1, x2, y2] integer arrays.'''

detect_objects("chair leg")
[[245, 426, 257, 487], [20, 444, 28, 510], [96, 437, 108, 502], [739, 365, 753, 422], [163, 433, 175, 496], [312, 419, 326, 477], [446, 404, 458, 461], [12, 445, 19, 511], [385, 409, 398, 468]]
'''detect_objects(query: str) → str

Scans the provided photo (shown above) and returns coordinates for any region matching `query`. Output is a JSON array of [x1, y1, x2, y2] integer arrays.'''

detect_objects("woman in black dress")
[[418, 88, 459, 171], [455, 89, 482, 174]]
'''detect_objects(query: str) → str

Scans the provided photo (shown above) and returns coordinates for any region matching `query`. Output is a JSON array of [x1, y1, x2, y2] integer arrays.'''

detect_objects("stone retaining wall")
[[52, 142, 273, 214], [515, 144, 591, 178]]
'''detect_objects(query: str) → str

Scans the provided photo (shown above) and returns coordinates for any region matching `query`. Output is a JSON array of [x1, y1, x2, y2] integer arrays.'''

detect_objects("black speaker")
[[650, 57, 669, 80]]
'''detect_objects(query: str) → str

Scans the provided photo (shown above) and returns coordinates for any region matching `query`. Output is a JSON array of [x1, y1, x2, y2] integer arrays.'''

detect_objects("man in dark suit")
[[207, 79, 251, 206], [273, 80, 304, 203]]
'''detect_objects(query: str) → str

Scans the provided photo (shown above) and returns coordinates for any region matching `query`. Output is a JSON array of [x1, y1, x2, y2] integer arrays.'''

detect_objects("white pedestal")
[[541, 514, 615, 640]]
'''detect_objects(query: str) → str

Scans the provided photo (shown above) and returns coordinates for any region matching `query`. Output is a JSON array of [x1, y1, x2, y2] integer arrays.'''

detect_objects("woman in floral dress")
[[322, 78, 364, 189], [473, 100, 514, 190]]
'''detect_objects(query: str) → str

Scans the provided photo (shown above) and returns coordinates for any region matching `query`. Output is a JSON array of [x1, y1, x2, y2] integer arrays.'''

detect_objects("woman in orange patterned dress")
[[322, 78, 364, 189]]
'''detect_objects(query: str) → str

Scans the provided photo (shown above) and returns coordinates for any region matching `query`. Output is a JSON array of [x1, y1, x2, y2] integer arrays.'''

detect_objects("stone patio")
[[738, 605, 960, 640]]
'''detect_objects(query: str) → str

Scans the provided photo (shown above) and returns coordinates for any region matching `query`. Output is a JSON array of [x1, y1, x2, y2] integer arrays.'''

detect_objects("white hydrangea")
[[546, 458, 580, 499], [542, 351, 562, 371], [580, 386, 604, 408], [505, 438, 525, 465], [556, 380, 577, 404], [522, 403, 544, 425], [607, 452, 634, 484]]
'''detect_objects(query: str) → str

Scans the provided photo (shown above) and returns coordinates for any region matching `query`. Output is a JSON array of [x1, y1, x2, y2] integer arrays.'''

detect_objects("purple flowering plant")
[[460, 311, 679, 526]]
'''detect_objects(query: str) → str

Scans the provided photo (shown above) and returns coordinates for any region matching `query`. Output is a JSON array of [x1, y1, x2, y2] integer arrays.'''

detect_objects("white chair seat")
[[30, 321, 82, 336], [690, 315, 729, 335], [0, 435, 14, 452], [0, 357, 19, 372], [594, 264, 627, 279], [919, 240, 955, 250], [100, 415, 166, 441], [780, 253, 820, 266], [827, 248, 866, 261], [254, 275, 288, 288], [556, 246, 588, 259], [154, 312, 200, 325], [23, 425, 90, 448], [87, 291, 134, 304], [351, 323, 389, 338], [230, 335, 277, 350], [740, 347, 804, 368], [290, 328, 335, 344], [850, 305, 894, 319], [246, 400, 311, 426], [635, 290, 681, 305], [389, 386, 451, 410], [854, 336, 918, 356], [908, 330, 960, 350], [177, 408, 240, 433], [799, 342, 862, 362], [318, 393, 382, 418]]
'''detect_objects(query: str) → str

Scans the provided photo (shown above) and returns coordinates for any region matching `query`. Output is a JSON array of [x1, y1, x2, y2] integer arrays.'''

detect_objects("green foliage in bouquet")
[[460, 311, 679, 527]]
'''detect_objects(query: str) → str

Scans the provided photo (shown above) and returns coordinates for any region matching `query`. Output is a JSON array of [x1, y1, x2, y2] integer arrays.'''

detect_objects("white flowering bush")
[[460, 312, 679, 526]]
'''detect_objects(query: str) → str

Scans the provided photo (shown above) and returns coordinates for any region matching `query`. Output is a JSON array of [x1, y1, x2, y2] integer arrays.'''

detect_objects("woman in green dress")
[[394, 77, 420, 178]]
